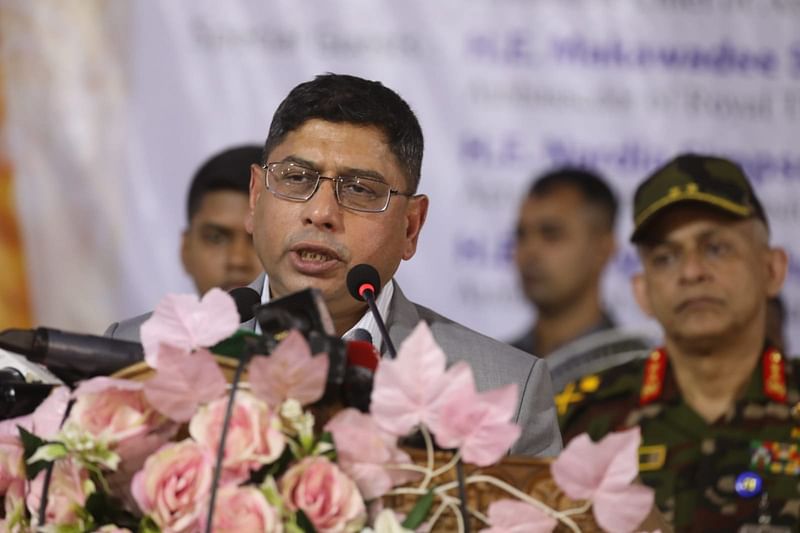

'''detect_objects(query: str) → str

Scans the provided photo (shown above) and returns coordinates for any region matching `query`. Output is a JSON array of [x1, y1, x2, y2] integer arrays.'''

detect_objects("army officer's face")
[[632, 205, 786, 351]]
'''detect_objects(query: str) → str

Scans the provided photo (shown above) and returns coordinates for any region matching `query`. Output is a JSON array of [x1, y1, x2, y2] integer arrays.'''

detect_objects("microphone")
[[346, 264, 397, 358], [349, 327, 373, 343], [343, 329, 379, 412], [346, 329, 379, 371], [229, 287, 261, 323], [0, 328, 144, 385]]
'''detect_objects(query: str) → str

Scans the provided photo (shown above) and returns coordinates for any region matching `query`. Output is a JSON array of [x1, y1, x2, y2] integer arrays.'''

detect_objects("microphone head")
[[229, 287, 261, 323], [350, 328, 373, 344], [345, 340, 380, 372], [346, 264, 381, 302]]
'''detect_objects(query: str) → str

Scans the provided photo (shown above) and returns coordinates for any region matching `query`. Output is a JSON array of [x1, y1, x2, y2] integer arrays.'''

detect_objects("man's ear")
[[402, 194, 429, 261], [765, 247, 788, 298], [632, 272, 654, 317], [246, 164, 262, 234]]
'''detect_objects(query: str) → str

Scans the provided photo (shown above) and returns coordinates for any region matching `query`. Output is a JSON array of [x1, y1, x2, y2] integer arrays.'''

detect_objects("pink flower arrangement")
[[0, 289, 655, 532]]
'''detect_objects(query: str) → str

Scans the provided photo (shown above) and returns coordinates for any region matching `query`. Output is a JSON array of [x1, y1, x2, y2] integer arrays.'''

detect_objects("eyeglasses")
[[262, 161, 414, 213]]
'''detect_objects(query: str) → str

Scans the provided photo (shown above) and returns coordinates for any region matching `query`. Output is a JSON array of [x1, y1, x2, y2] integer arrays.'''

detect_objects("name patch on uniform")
[[638, 444, 666, 471]]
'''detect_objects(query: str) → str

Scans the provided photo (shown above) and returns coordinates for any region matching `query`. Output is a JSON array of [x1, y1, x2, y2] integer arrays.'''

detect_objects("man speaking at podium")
[[107, 74, 562, 458]]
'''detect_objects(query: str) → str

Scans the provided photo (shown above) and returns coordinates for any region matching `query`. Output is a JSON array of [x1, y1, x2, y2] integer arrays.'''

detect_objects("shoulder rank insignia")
[[640, 348, 667, 406], [763, 348, 787, 403]]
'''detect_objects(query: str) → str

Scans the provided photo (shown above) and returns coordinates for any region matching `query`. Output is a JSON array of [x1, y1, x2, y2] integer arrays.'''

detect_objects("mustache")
[[285, 230, 350, 260]]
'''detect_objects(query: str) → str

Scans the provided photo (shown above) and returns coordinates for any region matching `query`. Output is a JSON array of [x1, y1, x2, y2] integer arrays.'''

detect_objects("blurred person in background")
[[558, 153, 798, 530], [181, 145, 263, 294], [510, 168, 650, 391]]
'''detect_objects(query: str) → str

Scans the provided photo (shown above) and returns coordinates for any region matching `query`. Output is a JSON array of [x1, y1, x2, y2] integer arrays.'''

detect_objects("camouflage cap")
[[631, 153, 767, 243]]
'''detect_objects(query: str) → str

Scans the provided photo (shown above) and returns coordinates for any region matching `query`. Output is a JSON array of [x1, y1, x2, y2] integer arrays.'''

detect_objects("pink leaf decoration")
[[140, 288, 239, 368], [369, 322, 449, 436], [480, 499, 557, 533], [73, 377, 143, 397], [248, 330, 329, 407], [551, 428, 654, 532], [143, 348, 227, 422], [324, 408, 419, 500], [0, 386, 70, 440], [0, 415, 32, 439], [593, 483, 658, 533], [431, 363, 521, 466], [31, 386, 70, 439]]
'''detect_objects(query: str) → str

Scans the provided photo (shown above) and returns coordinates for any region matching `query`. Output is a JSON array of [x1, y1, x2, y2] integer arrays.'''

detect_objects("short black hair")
[[186, 145, 262, 222], [263, 73, 424, 192], [528, 167, 618, 231]]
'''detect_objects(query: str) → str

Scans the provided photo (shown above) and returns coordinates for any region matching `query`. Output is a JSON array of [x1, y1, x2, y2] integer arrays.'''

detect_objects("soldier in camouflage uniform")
[[557, 153, 798, 532]]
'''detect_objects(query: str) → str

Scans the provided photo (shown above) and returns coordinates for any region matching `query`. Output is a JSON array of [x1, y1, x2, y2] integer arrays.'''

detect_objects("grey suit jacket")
[[106, 274, 562, 457]]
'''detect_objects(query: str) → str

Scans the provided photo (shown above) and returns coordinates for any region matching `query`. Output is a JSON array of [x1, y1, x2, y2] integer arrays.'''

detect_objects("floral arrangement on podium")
[[0, 289, 656, 533]]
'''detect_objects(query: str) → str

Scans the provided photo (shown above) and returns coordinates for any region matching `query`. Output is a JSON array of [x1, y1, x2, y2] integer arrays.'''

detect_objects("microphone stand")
[[203, 336, 262, 533], [361, 289, 397, 359]]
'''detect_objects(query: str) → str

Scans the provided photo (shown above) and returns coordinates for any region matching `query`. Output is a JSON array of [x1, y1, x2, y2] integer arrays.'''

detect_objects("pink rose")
[[325, 409, 419, 500], [27, 456, 93, 526], [67, 378, 170, 457], [0, 436, 25, 496], [202, 485, 282, 533], [106, 421, 181, 513], [282, 456, 366, 533], [131, 439, 214, 533], [189, 392, 285, 484]]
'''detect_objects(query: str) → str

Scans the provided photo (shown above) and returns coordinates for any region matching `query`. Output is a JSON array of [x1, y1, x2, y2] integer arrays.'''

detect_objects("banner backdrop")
[[3, 0, 800, 350]]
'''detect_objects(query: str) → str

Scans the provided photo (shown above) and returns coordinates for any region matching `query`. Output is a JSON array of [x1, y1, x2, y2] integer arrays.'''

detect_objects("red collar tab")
[[762, 347, 787, 404], [640, 348, 668, 406]]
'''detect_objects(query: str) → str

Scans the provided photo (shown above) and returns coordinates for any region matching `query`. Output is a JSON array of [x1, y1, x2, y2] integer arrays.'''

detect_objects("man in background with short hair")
[[510, 168, 650, 390], [181, 145, 263, 294]]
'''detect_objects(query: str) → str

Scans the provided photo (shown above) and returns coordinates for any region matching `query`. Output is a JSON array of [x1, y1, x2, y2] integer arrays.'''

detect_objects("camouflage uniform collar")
[[647, 345, 789, 407]]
